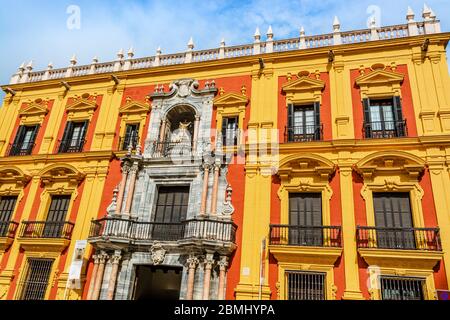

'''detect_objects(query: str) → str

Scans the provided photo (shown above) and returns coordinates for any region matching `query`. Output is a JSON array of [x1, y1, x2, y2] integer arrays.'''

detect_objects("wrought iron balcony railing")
[[363, 120, 407, 139], [7, 142, 35, 156], [89, 216, 237, 244], [19, 221, 75, 240], [0, 221, 19, 238], [285, 124, 323, 143], [57, 139, 86, 153], [356, 226, 441, 251], [150, 141, 193, 158], [269, 224, 342, 247]]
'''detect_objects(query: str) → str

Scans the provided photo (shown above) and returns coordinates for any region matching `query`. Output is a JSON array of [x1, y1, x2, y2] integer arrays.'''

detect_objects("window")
[[289, 193, 322, 246], [121, 123, 140, 151], [373, 192, 415, 249], [152, 186, 189, 240], [42, 195, 70, 238], [0, 196, 17, 237], [287, 103, 321, 142], [221, 116, 239, 147], [363, 97, 406, 138], [58, 121, 88, 153], [9, 125, 39, 156], [18, 258, 54, 300], [380, 276, 425, 300], [286, 271, 326, 300]]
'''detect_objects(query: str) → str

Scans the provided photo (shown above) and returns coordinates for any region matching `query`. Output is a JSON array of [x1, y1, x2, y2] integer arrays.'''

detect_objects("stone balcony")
[[88, 215, 237, 254]]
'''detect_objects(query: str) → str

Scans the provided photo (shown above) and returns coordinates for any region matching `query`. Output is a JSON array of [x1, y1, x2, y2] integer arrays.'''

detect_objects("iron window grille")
[[286, 271, 326, 300], [17, 258, 54, 300], [380, 276, 425, 300]]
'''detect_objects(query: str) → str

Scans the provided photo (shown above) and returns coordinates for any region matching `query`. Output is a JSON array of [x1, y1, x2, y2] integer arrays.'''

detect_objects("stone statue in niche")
[[170, 120, 192, 144]]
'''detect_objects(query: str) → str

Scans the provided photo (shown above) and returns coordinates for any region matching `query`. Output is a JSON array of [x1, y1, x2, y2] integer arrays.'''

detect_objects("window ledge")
[[269, 245, 342, 265], [358, 248, 443, 270], [17, 237, 71, 253]]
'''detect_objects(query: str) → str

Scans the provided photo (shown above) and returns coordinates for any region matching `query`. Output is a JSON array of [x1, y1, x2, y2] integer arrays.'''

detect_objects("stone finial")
[[422, 3, 431, 20], [220, 38, 225, 47], [26, 61, 33, 71], [47, 62, 53, 70], [406, 6, 415, 21], [241, 85, 247, 96], [136, 144, 142, 156], [430, 7, 436, 20], [156, 46, 162, 54], [187, 37, 194, 50], [92, 56, 99, 64], [127, 47, 134, 58], [210, 79, 216, 88], [254, 27, 261, 41], [18, 62, 26, 72], [267, 25, 273, 38], [300, 26, 305, 36], [117, 48, 124, 60], [370, 16, 377, 28], [70, 55, 77, 66], [333, 16, 340, 31]]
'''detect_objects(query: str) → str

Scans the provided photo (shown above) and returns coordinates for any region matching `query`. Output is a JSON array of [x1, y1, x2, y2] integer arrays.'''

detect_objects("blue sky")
[[0, 0, 449, 101]]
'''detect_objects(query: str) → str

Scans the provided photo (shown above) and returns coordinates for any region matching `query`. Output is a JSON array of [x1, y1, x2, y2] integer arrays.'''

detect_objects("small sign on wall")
[[67, 240, 88, 289]]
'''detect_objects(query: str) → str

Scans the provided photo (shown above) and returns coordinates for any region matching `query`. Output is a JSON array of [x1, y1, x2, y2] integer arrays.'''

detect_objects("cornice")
[[3, 33, 449, 92], [0, 150, 115, 165]]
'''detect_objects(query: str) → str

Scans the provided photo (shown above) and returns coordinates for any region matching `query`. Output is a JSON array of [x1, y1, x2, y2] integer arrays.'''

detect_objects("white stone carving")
[[150, 242, 166, 265]]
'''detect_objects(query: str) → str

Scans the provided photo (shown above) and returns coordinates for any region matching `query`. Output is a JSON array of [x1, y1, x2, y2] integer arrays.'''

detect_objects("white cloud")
[[0, 0, 448, 101]]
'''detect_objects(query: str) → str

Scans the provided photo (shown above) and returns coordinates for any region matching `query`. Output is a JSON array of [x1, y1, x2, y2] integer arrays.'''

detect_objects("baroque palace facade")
[[0, 6, 450, 300]]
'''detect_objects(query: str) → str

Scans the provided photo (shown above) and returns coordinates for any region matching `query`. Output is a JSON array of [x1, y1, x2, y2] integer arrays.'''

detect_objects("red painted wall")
[[351, 65, 418, 139]]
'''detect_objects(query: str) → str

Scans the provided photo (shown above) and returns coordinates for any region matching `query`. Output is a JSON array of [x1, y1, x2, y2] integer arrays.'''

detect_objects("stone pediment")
[[354, 151, 425, 180], [66, 97, 97, 113], [282, 76, 325, 94], [355, 69, 404, 87], [19, 102, 49, 118], [119, 98, 150, 115], [278, 154, 336, 180], [0, 166, 31, 187], [151, 78, 218, 100], [39, 164, 85, 187], [214, 92, 248, 107]]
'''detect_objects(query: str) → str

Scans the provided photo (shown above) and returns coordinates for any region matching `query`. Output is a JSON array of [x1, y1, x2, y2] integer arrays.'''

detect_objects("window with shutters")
[[222, 116, 239, 146], [380, 276, 425, 300], [58, 121, 88, 153], [8, 125, 40, 156], [151, 186, 189, 241], [363, 97, 406, 139], [42, 195, 71, 238], [286, 271, 326, 300], [0, 196, 17, 237], [287, 103, 322, 142], [121, 123, 140, 151], [289, 193, 323, 246], [18, 258, 54, 300], [373, 192, 415, 249]]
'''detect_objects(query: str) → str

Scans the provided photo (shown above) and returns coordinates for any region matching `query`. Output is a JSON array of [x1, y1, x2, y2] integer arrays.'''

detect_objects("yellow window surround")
[[354, 150, 426, 229], [65, 94, 98, 122], [367, 266, 438, 300], [281, 72, 325, 105], [117, 97, 151, 150], [18, 99, 49, 126], [355, 65, 404, 100], [214, 87, 248, 149]]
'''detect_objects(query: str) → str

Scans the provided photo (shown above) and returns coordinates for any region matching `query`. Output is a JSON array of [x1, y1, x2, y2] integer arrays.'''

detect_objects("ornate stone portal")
[[88, 78, 236, 300]]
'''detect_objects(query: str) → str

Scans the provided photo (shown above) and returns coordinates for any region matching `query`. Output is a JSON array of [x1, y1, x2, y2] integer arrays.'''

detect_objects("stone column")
[[124, 163, 138, 215], [92, 252, 108, 300], [186, 255, 199, 300], [106, 251, 122, 300], [210, 164, 220, 214], [86, 254, 100, 300], [339, 165, 364, 300], [202, 253, 215, 300], [115, 163, 130, 215], [159, 120, 167, 143], [217, 256, 229, 300], [200, 164, 210, 215], [192, 116, 200, 153]]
